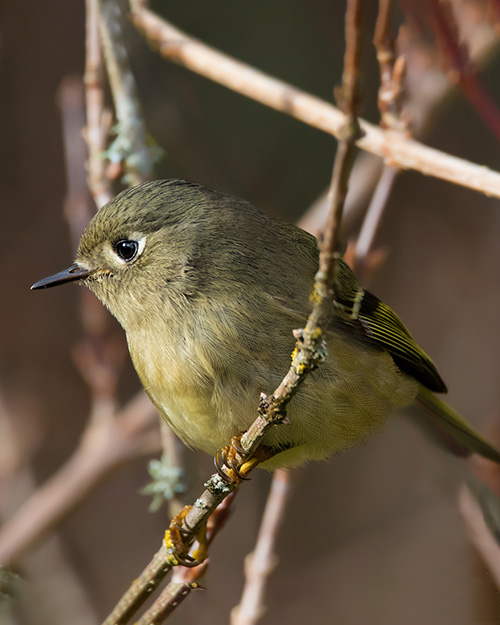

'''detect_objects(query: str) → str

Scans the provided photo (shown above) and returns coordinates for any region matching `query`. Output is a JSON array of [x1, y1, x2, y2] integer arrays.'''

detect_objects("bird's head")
[[31, 179, 238, 328]]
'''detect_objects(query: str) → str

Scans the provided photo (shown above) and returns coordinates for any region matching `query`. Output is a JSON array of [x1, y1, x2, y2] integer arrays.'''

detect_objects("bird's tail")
[[416, 386, 500, 464]]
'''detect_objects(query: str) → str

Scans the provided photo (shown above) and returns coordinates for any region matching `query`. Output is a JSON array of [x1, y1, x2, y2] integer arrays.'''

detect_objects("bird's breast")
[[126, 324, 255, 452], [124, 317, 419, 464]]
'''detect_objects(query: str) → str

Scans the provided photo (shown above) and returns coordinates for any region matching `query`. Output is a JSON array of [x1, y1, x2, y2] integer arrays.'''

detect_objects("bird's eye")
[[114, 239, 139, 262]]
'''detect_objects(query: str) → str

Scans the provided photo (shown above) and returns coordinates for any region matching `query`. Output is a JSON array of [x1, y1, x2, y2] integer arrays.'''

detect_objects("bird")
[[31, 178, 500, 470]]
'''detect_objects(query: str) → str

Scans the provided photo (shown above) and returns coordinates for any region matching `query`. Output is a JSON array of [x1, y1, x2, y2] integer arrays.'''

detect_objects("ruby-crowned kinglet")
[[32, 179, 500, 468]]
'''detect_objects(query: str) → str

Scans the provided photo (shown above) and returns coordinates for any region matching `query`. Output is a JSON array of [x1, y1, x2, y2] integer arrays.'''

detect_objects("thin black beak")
[[31, 263, 93, 290]]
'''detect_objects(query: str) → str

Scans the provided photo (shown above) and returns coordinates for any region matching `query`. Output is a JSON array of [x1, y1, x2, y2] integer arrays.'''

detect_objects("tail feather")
[[416, 387, 500, 464]]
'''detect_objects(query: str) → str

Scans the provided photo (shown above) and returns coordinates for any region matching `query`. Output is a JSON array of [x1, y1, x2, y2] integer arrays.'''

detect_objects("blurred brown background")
[[1, 1, 500, 624]]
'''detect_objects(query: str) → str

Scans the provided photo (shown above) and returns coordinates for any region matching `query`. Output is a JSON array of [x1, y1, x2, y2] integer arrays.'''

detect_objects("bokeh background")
[[1, 1, 500, 624]]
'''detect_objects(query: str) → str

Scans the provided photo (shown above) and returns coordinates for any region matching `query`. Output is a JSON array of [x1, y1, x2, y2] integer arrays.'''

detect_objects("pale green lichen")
[[142, 455, 186, 512], [194, 498, 210, 510], [204, 474, 233, 496]]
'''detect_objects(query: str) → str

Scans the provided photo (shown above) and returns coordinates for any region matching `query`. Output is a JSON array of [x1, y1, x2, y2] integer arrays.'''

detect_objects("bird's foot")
[[164, 505, 207, 568], [214, 435, 271, 484]]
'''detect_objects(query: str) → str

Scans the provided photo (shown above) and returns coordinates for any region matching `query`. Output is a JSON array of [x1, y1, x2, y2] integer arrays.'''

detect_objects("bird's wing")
[[269, 261, 500, 465], [330, 261, 447, 393], [270, 259, 446, 393]]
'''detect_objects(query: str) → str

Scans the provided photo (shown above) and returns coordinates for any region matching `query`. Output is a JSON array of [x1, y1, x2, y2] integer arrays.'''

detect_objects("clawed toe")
[[213, 435, 255, 484], [164, 505, 207, 568]]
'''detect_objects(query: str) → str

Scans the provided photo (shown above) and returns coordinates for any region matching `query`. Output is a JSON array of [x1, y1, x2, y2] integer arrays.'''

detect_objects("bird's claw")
[[214, 435, 258, 484], [164, 505, 208, 568]]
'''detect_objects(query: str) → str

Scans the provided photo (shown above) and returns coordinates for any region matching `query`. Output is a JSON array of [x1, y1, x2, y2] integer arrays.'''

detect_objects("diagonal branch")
[[0, 392, 159, 566], [425, 0, 500, 141], [129, 5, 500, 200], [135, 493, 236, 625], [230, 470, 293, 625]]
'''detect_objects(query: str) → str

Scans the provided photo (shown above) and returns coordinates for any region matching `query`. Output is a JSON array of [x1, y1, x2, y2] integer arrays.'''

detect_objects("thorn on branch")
[[373, 0, 409, 131]]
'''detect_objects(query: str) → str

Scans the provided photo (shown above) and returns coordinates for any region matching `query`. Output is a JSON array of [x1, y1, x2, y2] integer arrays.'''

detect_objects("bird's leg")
[[164, 505, 207, 568], [164, 439, 273, 566]]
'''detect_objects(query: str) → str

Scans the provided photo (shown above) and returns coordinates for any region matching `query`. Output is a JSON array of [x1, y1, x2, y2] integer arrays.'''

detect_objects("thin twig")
[[158, 422, 188, 518], [0, 392, 159, 566], [139, 581, 203, 624], [320, 0, 363, 276], [58, 78, 93, 253], [428, 0, 500, 141], [354, 163, 397, 271], [298, 153, 384, 238], [129, 6, 500, 200], [230, 470, 293, 625], [98, 0, 155, 184], [301, 1, 500, 240], [374, 0, 395, 95], [349, 1, 405, 275], [102, 463, 247, 625], [85, 0, 113, 208], [374, 0, 407, 131], [136, 493, 236, 624], [0, 421, 98, 625], [458, 485, 500, 588], [101, 3, 365, 623]]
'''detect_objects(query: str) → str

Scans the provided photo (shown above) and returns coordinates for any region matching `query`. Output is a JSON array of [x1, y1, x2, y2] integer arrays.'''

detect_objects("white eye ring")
[[112, 233, 146, 265]]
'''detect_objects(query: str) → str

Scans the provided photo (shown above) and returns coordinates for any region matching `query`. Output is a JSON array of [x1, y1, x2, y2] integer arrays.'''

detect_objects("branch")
[[136, 580, 202, 625], [85, 0, 113, 208], [350, 2, 405, 272], [374, 0, 407, 131], [135, 493, 235, 625], [427, 0, 500, 141], [152, 421, 189, 518], [353, 164, 397, 274], [0, 392, 159, 566], [301, 3, 500, 241], [458, 485, 500, 588], [98, 0, 155, 184], [230, 470, 293, 625], [350, 1, 404, 275], [58, 78, 93, 253], [129, 5, 500, 200]]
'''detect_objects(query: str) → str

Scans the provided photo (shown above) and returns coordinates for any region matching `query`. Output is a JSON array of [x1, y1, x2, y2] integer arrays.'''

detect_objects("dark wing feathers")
[[332, 261, 447, 393], [356, 292, 447, 393]]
